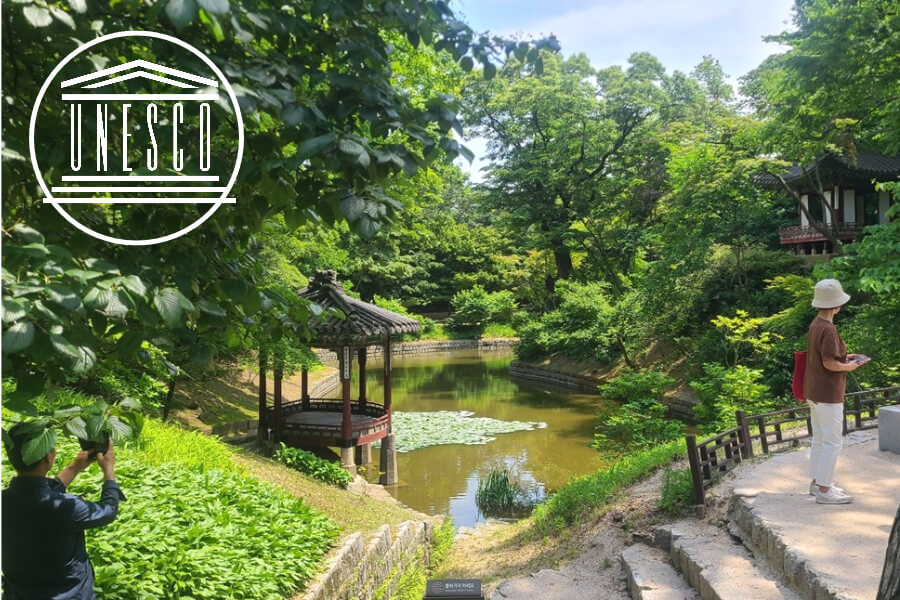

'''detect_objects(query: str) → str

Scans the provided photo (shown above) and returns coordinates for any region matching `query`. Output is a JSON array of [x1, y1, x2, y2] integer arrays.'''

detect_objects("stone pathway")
[[491, 429, 900, 600]]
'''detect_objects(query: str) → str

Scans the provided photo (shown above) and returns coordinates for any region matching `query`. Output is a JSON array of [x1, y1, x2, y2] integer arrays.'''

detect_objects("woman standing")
[[803, 278, 867, 505]]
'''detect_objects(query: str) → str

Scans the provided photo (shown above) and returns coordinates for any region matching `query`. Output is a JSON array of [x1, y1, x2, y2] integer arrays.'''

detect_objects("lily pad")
[[377, 410, 546, 453]]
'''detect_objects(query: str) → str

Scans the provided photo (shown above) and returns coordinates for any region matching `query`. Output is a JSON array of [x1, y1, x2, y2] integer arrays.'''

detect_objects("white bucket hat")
[[812, 279, 850, 309]]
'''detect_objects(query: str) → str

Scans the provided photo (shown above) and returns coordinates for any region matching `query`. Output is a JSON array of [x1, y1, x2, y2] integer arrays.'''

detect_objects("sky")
[[451, 0, 797, 180]]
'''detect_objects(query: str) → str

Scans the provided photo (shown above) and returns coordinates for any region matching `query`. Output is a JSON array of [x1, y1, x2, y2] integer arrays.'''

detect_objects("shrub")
[[593, 369, 682, 449], [690, 363, 775, 430], [516, 280, 618, 361], [275, 443, 353, 488], [657, 467, 694, 516], [445, 285, 517, 336]]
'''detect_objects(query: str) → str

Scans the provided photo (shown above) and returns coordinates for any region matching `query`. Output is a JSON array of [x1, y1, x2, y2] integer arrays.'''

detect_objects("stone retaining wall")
[[508, 360, 604, 392], [302, 520, 433, 600], [315, 338, 517, 362]]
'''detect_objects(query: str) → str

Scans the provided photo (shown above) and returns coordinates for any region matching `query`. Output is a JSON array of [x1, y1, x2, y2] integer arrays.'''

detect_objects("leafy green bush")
[[593, 370, 682, 449], [475, 469, 533, 517], [516, 280, 618, 361], [2, 420, 338, 600], [690, 363, 776, 430], [657, 467, 694, 516], [275, 443, 353, 488], [446, 285, 517, 336], [532, 440, 682, 535]]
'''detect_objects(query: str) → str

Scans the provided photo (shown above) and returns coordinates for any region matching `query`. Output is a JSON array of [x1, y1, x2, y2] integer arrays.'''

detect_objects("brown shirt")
[[803, 316, 847, 404]]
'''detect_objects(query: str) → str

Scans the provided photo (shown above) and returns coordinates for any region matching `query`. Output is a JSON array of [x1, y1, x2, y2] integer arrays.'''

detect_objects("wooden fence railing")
[[685, 386, 900, 505]]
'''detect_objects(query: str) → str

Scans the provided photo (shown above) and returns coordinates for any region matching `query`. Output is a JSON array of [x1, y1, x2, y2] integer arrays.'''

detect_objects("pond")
[[336, 349, 618, 528]]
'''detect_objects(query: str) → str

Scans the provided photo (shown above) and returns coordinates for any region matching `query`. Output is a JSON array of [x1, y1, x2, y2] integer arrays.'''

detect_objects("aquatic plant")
[[475, 468, 533, 518], [376, 411, 546, 453]]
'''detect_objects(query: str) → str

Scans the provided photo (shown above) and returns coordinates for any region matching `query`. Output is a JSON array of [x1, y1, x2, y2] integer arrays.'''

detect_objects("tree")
[[463, 51, 671, 292], [1, 0, 554, 415]]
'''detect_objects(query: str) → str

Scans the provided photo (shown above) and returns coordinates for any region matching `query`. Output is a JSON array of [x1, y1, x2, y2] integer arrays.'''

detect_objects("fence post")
[[854, 395, 862, 430], [736, 410, 753, 459], [757, 416, 769, 454], [685, 435, 705, 506]]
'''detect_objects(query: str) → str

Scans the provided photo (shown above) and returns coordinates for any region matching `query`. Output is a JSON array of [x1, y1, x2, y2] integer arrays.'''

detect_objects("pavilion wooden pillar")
[[380, 336, 398, 485], [273, 355, 283, 441], [257, 350, 268, 441], [301, 367, 310, 410], [358, 348, 368, 410], [339, 345, 356, 474], [355, 348, 372, 466]]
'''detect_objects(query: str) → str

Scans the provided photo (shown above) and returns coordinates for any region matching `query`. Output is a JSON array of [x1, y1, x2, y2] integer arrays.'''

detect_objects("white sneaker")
[[809, 482, 844, 496], [816, 489, 853, 504]]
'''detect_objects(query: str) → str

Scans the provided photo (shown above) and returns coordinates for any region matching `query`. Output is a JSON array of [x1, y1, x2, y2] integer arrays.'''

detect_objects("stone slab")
[[661, 521, 801, 600], [726, 431, 900, 600], [620, 544, 697, 600], [878, 405, 900, 454]]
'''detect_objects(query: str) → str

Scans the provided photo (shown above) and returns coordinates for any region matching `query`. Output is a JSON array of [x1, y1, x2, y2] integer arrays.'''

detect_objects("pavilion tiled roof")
[[756, 152, 900, 187], [297, 270, 420, 345]]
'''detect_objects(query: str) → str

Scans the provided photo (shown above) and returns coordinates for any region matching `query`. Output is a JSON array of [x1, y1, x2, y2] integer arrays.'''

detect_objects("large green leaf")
[[2, 321, 35, 353], [165, 0, 198, 28], [108, 416, 133, 442], [21, 429, 57, 465], [154, 288, 185, 328], [295, 133, 336, 161], [2, 297, 31, 323], [64, 417, 89, 440], [10, 224, 44, 244], [46, 284, 82, 312], [71, 345, 97, 374], [85, 415, 107, 442], [49, 333, 80, 359], [84, 287, 113, 311], [196, 0, 228, 15], [197, 300, 227, 318]]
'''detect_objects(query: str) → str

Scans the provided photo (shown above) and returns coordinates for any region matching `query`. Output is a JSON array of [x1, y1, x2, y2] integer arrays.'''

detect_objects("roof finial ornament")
[[311, 269, 339, 289]]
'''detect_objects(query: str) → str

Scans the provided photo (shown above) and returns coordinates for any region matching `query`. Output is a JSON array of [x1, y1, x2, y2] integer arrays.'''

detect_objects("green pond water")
[[334, 349, 618, 528]]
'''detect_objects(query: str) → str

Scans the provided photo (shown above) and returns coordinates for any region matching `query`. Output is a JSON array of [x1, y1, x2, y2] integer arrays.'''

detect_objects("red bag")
[[792, 350, 807, 401]]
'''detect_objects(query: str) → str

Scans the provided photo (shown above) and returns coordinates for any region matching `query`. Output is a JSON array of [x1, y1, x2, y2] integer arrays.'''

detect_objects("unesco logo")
[[29, 31, 244, 246]]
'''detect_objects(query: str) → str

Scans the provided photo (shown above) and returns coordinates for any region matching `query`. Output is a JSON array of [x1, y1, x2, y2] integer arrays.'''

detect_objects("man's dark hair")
[[2, 422, 49, 472]]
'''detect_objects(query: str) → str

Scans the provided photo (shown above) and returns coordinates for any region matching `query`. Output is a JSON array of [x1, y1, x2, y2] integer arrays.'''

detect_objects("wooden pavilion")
[[257, 270, 419, 484]]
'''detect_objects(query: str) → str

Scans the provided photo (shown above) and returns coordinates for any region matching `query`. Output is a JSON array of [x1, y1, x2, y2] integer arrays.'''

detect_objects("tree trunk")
[[161, 379, 177, 421], [878, 503, 900, 600], [554, 249, 573, 281], [775, 173, 843, 254]]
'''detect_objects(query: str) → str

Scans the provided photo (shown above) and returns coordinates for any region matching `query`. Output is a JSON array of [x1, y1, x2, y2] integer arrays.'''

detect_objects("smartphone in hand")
[[853, 354, 870, 364]]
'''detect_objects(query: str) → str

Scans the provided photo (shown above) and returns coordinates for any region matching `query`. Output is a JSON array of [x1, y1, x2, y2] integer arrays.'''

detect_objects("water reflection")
[[330, 349, 616, 528]]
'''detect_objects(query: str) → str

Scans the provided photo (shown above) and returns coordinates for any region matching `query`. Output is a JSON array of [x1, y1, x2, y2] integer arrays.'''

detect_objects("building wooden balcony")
[[779, 222, 864, 245]]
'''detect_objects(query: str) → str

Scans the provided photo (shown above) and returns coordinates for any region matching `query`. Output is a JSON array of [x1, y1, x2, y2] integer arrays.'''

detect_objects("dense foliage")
[[1, 420, 338, 599], [275, 443, 353, 488]]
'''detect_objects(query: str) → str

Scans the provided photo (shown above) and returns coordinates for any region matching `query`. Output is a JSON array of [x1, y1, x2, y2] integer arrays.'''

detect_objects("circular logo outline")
[[29, 30, 244, 246]]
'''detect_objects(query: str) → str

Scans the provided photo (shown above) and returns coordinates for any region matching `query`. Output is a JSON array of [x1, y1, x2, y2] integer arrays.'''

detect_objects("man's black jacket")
[[2, 476, 124, 599]]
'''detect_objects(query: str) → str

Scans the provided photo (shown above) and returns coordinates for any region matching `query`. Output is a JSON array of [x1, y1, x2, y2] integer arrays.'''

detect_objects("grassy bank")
[[531, 439, 684, 535]]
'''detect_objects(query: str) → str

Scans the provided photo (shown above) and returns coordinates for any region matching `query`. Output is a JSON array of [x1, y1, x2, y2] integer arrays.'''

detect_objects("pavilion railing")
[[778, 222, 864, 244], [268, 398, 390, 437], [685, 386, 900, 506]]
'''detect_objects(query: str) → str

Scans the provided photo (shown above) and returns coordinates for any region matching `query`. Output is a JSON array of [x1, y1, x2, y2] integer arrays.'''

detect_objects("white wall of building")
[[843, 189, 856, 223]]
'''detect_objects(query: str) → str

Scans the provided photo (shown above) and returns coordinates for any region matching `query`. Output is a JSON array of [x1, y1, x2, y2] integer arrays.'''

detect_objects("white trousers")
[[807, 400, 844, 487]]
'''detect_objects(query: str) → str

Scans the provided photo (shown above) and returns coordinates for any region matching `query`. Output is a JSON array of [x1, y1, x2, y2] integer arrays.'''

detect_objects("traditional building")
[[257, 270, 419, 484], [758, 152, 899, 255]]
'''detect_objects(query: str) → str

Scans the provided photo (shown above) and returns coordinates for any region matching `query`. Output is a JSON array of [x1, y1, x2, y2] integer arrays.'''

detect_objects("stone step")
[[620, 544, 698, 600], [657, 521, 802, 600]]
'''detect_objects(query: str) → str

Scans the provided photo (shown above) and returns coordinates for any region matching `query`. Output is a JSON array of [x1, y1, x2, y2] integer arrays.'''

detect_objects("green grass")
[[532, 440, 683, 535], [392, 518, 456, 600], [483, 323, 517, 338]]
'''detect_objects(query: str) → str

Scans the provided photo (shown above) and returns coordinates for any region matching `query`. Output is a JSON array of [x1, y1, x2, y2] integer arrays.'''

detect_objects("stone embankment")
[[508, 360, 604, 392], [303, 520, 436, 600], [315, 338, 517, 362]]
